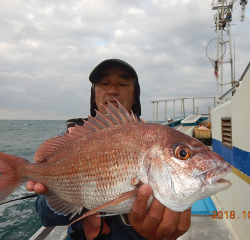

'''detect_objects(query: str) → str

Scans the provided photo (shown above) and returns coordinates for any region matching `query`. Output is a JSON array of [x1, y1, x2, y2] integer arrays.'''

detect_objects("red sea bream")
[[0, 100, 231, 220]]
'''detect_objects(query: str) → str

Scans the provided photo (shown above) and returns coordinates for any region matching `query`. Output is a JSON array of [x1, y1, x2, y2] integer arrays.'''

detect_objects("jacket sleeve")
[[35, 194, 86, 227]]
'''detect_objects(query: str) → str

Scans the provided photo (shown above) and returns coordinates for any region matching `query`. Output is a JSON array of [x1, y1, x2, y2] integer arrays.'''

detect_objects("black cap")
[[89, 59, 141, 117], [66, 118, 87, 129]]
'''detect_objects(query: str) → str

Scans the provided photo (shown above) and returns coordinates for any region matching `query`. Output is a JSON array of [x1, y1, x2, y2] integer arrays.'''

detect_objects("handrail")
[[151, 97, 216, 124], [219, 81, 241, 100], [151, 96, 216, 103], [219, 62, 250, 100], [239, 62, 250, 81]]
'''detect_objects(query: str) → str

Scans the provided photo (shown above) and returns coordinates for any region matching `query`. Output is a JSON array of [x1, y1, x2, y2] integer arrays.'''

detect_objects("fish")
[[0, 99, 231, 221]]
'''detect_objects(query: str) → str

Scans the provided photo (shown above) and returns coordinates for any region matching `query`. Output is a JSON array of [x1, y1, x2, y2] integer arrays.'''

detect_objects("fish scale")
[[0, 100, 231, 220], [24, 124, 144, 212]]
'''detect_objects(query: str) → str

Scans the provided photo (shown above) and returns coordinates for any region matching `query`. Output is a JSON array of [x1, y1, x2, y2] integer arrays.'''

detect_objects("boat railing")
[[151, 97, 216, 124], [220, 62, 250, 100], [219, 81, 242, 100]]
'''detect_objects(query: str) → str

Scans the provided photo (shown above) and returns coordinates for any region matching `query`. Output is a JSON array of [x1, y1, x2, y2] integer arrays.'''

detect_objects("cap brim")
[[89, 59, 138, 83]]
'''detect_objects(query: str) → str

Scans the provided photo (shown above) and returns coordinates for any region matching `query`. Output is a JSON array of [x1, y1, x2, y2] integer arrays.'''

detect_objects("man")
[[26, 59, 191, 240]]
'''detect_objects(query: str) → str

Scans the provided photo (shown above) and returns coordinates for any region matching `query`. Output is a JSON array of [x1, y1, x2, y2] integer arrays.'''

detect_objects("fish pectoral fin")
[[131, 178, 143, 186], [68, 188, 139, 227], [46, 192, 82, 219]]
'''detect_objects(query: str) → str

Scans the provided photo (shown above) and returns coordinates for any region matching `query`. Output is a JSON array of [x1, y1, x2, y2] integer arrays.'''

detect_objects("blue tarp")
[[191, 197, 217, 215]]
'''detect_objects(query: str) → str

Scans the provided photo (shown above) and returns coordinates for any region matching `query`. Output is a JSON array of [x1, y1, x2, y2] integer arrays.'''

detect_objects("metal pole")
[[164, 101, 167, 124], [193, 98, 195, 115], [152, 102, 155, 123], [183, 99, 185, 118], [180, 99, 182, 119], [228, 14, 234, 88], [156, 102, 158, 123], [220, 26, 224, 97], [216, 8, 220, 106], [220, 1, 224, 99], [234, 38, 235, 84], [173, 100, 175, 120]]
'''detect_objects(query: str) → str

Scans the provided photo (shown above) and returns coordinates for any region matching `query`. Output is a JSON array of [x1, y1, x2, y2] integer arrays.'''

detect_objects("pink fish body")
[[0, 100, 231, 219]]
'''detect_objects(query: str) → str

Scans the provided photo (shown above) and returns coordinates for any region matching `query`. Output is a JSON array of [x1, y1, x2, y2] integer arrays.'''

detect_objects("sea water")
[[0, 119, 160, 239], [0, 120, 66, 240]]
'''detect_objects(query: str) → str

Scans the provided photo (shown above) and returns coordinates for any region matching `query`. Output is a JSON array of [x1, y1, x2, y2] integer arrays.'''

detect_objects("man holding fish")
[[26, 59, 191, 240]]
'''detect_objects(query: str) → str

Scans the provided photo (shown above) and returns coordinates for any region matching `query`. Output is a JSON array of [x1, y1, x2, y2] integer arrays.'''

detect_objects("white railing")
[[151, 97, 216, 124]]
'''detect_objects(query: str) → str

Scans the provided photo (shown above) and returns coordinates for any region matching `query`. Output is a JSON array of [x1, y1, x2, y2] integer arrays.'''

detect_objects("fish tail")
[[0, 152, 28, 202]]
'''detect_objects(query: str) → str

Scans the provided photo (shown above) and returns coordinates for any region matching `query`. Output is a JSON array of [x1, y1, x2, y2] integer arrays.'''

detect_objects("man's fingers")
[[127, 184, 191, 240], [128, 184, 152, 223], [26, 181, 49, 195], [33, 183, 49, 195], [143, 198, 165, 229], [155, 207, 180, 239], [167, 208, 191, 240], [26, 181, 36, 191], [177, 208, 191, 233]]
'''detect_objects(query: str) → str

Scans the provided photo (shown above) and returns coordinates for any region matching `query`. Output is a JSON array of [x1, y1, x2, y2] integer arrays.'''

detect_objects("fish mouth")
[[205, 163, 232, 187], [216, 178, 230, 183]]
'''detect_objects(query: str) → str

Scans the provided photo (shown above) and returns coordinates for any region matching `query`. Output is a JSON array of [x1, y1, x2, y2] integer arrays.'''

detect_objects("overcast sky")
[[0, 0, 249, 121]]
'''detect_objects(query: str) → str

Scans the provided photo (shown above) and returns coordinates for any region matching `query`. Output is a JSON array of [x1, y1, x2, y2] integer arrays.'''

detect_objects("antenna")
[[234, 38, 235, 84], [240, 0, 248, 21], [208, 0, 246, 105]]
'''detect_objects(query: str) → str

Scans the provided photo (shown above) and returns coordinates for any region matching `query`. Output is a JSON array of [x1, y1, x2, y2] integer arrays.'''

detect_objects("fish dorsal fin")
[[95, 100, 137, 125], [33, 132, 86, 162], [33, 99, 138, 162]]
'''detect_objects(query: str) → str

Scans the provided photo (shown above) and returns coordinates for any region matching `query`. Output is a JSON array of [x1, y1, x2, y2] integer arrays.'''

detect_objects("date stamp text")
[[212, 211, 250, 219]]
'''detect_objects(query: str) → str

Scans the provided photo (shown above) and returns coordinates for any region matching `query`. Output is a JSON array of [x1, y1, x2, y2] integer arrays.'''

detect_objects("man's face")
[[94, 67, 136, 114]]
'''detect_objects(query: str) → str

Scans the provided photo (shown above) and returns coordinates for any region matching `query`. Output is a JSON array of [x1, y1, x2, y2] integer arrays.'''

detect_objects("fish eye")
[[175, 146, 191, 160]]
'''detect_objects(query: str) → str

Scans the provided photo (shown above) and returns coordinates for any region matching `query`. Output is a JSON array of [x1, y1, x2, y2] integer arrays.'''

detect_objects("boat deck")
[[179, 195, 241, 240], [30, 226, 67, 240], [179, 215, 238, 240]]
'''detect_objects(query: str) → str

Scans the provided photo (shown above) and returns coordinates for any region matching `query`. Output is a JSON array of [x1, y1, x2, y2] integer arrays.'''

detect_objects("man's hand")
[[26, 181, 49, 195], [128, 184, 191, 240]]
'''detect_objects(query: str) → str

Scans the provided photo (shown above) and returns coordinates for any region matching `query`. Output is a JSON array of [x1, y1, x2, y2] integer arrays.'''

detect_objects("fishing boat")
[[151, 1, 250, 239], [4, 1, 248, 239], [151, 61, 250, 239]]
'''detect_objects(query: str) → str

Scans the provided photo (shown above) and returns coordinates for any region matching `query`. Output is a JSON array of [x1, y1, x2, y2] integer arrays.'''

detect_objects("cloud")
[[0, 0, 249, 121]]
